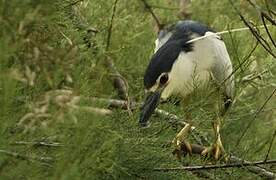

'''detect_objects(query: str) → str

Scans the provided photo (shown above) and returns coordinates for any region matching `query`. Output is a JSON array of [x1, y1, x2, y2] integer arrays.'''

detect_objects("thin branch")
[[236, 87, 276, 147], [12, 141, 64, 147], [228, 0, 276, 58], [247, 0, 276, 48], [103, 0, 130, 101], [247, 0, 276, 25], [261, 13, 276, 48], [104, 56, 130, 100], [230, 156, 276, 178], [139, 0, 164, 32], [264, 130, 276, 162], [105, 0, 118, 51], [263, 0, 276, 17], [106, 0, 119, 51], [65, 0, 83, 8], [153, 159, 276, 172]]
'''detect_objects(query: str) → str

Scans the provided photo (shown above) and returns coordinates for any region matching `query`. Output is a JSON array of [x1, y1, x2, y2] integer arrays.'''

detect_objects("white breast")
[[161, 32, 219, 99]]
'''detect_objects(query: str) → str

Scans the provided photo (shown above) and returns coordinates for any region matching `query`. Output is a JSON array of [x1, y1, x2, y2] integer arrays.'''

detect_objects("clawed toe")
[[201, 142, 225, 160], [172, 140, 192, 159], [172, 123, 192, 159]]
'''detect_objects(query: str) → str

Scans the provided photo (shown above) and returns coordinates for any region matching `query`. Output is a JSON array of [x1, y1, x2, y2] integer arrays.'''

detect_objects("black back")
[[144, 20, 214, 89]]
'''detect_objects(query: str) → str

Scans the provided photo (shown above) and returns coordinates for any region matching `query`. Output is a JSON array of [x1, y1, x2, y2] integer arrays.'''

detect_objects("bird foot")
[[171, 123, 192, 159], [172, 140, 192, 159], [201, 141, 226, 161]]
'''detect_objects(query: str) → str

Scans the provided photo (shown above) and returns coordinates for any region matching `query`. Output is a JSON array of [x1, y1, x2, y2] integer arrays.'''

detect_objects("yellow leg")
[[172, 123, 192, 159], [201, 117, 225, 160], [172, 96, 194, 159]]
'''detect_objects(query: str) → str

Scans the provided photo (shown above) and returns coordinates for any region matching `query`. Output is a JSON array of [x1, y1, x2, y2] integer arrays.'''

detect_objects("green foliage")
[[0, 0, 275, 179]]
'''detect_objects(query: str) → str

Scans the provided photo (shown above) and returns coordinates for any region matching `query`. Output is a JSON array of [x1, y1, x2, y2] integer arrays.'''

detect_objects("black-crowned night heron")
[[139, 20, 234, 160]]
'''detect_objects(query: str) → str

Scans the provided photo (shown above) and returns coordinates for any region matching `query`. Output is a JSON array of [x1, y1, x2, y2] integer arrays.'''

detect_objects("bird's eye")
[[159, 74, 169, 85]]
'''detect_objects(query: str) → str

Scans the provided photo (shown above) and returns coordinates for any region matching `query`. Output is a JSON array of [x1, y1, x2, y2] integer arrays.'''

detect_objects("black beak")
[[139, 90, 161, 127]]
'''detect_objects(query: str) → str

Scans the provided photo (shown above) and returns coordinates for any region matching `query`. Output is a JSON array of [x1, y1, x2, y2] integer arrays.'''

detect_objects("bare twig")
[[154, 159, 276, 172], [264, 130, 276, 162], [104, 56, 130, 100], [228, 156, 276, 179], [261, 12, 276, 48], [106, 0, 119, 51], [65, 0, 83, 8], [103, 0, 130, 101], [12, 141, 64, 147], [228, 0, 276, 58], [67, 0, 129, 101], [139, 0, 164, 32], [246, 0, 276, 48]]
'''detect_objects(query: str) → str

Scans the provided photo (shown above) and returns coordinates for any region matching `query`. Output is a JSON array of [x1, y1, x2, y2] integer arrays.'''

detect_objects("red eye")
[[160, 74, 169, 85]]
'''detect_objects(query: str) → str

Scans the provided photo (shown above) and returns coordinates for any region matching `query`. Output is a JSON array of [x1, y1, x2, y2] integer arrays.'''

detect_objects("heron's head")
[[139, 20, 214, 127], [139, 71, 172, 127], [139, 40, 192, 127]]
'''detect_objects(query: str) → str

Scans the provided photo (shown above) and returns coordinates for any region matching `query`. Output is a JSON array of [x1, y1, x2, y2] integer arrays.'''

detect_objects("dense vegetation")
[[0, 0, 275, 179]]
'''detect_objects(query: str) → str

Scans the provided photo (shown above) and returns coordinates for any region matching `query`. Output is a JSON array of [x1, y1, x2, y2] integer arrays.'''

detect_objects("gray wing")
[[210, 36, 235, 113], [211, 38, 234, 99]]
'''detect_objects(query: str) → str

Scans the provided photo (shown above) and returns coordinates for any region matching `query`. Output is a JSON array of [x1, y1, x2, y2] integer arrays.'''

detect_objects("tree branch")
[[106, 0, 119, 51], [102, 0, 130, 101], [264, 130, 276, 162], [154, 159, 276, 172], [139, 0, 164, 32], [228, 0, 276, 58], [12, 141, 64, 147]]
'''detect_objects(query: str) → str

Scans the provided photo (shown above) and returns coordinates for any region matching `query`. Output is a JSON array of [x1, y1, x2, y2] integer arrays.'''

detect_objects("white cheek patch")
[[148, 72, 170, 93], [148, 84, 158, 93]]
